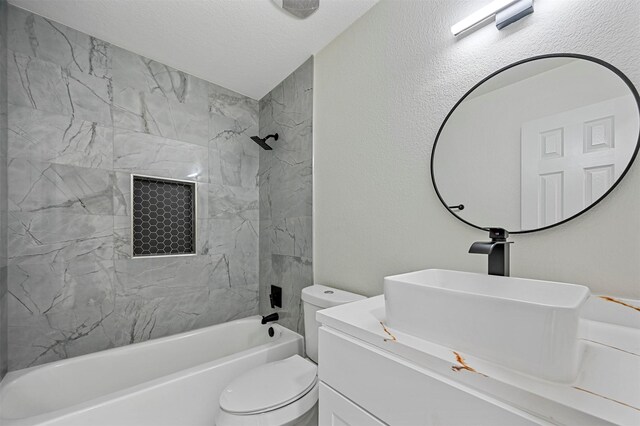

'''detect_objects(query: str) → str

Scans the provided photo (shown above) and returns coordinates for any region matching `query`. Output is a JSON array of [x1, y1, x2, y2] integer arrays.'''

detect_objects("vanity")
[[317, 53, 640, 425], [316, 285, 640, 425]]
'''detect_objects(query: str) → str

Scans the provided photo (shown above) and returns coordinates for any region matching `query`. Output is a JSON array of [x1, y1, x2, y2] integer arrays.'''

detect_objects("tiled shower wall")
[[0, 0, 9, 380], [258, 58, 313, 334], [6, 5, 260, 370]]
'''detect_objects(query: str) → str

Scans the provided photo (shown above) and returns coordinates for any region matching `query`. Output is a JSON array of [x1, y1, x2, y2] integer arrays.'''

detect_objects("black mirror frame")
[[430, 53, 640, 234]]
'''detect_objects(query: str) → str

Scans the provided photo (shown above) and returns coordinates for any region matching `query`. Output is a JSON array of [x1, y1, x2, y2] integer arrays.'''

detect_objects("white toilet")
[[216, 285, 365, 426]]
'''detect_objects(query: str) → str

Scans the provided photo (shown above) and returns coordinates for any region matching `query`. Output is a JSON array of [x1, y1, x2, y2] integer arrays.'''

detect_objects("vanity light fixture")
[[451, 0, 533, 36]]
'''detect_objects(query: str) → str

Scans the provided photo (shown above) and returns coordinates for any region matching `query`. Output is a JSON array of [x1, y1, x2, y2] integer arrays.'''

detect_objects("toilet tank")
[[301, 285, 365, 363]]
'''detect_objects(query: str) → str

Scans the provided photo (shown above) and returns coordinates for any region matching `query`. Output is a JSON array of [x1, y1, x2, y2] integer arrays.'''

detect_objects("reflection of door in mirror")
[[521, 94, 637, 230]]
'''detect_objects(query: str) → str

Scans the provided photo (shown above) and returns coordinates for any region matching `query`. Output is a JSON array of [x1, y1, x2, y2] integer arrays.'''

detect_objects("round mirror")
[[431, 54, 640, 233]]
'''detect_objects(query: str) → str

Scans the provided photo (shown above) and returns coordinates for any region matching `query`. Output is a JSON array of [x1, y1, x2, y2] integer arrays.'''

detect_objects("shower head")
[[250, 133, 278, 150]]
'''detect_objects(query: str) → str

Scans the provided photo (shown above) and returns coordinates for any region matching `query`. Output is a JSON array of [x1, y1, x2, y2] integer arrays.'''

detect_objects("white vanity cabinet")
[[317, 295, 640, 426], [319, 383, 386, 426], [318, 326, 551, 426]]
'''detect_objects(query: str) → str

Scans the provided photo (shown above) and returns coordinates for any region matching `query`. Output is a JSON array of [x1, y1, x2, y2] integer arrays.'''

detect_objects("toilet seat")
[[216, 383, 318, 426], [219, 355, 317, 415]]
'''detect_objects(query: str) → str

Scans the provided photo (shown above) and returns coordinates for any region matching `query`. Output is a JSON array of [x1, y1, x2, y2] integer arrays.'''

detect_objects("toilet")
[[215, 285, 365, 426]]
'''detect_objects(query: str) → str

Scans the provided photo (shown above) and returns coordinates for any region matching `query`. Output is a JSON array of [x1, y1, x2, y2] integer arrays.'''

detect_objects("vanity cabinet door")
[[319, 382, 386, 426], [319, 327, 553, 426]]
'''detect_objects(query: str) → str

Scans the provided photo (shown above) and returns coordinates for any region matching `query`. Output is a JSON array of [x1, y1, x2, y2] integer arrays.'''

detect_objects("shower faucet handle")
[[270, 285, 282, 308]]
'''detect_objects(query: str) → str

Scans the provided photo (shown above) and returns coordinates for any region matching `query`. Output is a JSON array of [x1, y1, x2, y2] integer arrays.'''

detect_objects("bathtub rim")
[[0, 316, 303, 424], [2, 315, 286, 383]]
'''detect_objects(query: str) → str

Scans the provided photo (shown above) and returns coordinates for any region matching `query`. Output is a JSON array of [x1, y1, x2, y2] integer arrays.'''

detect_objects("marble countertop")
[[317, 294, 640, 426]]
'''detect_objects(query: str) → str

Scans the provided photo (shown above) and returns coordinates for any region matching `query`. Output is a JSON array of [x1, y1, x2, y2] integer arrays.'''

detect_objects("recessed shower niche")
[[131, 175, 197, 257]]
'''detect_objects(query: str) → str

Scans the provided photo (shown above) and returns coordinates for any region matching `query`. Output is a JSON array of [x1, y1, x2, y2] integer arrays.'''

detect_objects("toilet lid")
[[219, 355, 317, 415]]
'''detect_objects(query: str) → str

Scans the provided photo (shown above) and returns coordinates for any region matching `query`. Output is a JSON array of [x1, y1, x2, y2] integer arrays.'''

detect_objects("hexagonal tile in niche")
[[132, 175, 196, 257]]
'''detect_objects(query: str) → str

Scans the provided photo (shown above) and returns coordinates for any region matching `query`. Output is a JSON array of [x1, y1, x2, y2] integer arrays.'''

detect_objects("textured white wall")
[[314, 0, 640, 298]]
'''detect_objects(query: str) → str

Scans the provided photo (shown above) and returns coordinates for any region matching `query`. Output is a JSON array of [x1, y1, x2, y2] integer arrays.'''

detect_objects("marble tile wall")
[[258, 58, 313, 335], [5, 5, 260, 370], [1, 0, 9, 380]]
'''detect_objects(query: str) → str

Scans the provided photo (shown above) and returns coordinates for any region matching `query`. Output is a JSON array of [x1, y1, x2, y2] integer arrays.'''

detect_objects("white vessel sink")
[[384, 269, 590, 382]]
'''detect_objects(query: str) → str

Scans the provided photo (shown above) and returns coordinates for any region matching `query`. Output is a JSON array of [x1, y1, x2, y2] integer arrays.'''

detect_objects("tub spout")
[[261, 313, 279, 325]]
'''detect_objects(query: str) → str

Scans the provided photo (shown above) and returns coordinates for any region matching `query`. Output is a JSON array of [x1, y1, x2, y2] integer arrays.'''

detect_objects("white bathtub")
[[0, 316, 303, 426]]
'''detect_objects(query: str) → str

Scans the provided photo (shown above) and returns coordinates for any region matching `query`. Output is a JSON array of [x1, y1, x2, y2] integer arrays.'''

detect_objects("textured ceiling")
[[8, 0, 378, 99]]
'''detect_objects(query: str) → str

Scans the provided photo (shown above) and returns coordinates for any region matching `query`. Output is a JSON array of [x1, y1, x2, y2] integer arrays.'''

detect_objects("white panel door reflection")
[[521, 95, 637, 230]]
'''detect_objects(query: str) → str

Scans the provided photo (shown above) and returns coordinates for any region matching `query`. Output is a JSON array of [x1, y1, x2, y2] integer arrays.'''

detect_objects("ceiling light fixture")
[[451, 0, 534, 36], [273, 0, 320, 19]]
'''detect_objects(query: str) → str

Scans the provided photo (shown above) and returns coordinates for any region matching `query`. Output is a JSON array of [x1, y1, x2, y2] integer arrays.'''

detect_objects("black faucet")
[[469, 228, 513, 276], [261, 313, 279, 325]]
